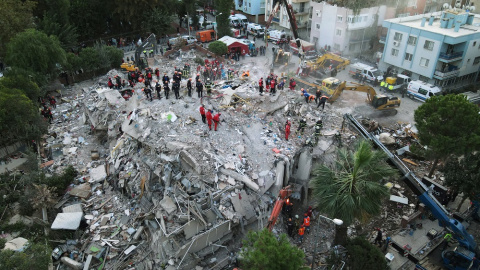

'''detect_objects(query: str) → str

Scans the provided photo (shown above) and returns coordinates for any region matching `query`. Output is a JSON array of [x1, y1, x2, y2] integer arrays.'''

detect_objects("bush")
[[37, 166, 77, 195], [345, 237, 387, 270], [208, 41, 228, 56], [0, 242, 51, 270], [105, 46, 124, 68]]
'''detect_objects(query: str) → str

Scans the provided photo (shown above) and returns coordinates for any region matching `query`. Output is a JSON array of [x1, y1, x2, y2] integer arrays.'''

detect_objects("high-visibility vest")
[[380, 81, 385, 87], [304, 216, 310, 226], [388, 85, 394, 91], [299, 227, 305, 235]]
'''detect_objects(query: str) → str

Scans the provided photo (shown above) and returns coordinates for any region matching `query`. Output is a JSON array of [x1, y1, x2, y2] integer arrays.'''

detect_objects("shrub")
[[208, 41, 228, 56]]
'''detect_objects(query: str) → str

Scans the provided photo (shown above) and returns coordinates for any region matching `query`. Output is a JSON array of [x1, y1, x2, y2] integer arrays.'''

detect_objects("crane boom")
[[265, 0, 301, 54], [266, 185, 292, 231], [343, 113, 477, 253]]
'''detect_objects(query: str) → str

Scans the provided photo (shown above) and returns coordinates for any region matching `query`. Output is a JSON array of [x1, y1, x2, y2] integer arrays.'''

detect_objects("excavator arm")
[[267, 185, 293, 231], [329, 81, 377, 103]]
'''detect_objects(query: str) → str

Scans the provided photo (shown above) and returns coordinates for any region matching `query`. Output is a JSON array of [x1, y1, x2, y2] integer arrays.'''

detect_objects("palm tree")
[[311, 140, 397, 245]]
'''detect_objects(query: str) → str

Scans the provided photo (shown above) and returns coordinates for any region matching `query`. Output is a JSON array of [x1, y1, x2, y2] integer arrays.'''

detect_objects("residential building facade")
[[235, 0, 266, 23], [264, 0, 310, 39], [380, 10, 480, 88], [309, 1, 387, 56]]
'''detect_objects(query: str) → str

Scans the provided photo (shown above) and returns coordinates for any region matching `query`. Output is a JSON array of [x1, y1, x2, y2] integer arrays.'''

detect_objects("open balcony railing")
[[434, 69, 459, 79], [439, 51, 463, 60]]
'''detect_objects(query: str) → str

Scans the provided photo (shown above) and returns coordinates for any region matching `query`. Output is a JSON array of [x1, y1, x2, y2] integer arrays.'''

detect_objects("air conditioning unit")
[[393, 41, 400, 47]]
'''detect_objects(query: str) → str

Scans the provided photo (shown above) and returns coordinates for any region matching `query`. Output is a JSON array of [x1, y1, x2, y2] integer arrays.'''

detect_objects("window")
[[391, 48, 399, 56], [418, 88, 428, 95], [336, 29, 342, 36], [333, 43, 340, 50], [474, 56, 480, 65], [316, 23, 320, 29], [420, 57, 430, 67], [394, 32, 403, 41], [424, 40, 434, 50], [337, 15, 343, 22], [407, 36, 417, 45], [474, 41, 477, 46], [316, 10, 320, 17], [405, 53, 413, 61]]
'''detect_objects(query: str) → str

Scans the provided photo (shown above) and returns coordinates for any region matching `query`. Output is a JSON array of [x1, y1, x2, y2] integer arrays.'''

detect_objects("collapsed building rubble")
[[38, 52, 357, 269]]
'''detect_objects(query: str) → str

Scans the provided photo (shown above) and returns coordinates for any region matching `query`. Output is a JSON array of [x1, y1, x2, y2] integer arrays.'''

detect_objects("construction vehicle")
[[320, 77, 341, 96], [329, 81, 401, 113], [343, 113, 479, 270], [265, 0, 302, 67], [306, 52, 350, 75], [266, 185, 292, 232], [134, 33, 156, 70], [120, 61, 137, 72], [273, 49, 292, 67]]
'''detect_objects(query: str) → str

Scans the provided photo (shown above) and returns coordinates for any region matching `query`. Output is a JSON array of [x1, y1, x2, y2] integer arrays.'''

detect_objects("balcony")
[[293, 9, 309, 16], [433, 69, 459, 80], [379, 35, 386, 44], [291, 0, 309, 3], [438, 51, 463, 63]]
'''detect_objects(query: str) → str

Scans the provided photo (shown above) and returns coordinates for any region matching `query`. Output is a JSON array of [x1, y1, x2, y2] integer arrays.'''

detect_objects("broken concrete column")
[[274, 161, 285, 195], [61, 256, 83, 270], [294, 149, 312, 181], [179, 150, 201, 174], [219, 168, 259, 191]]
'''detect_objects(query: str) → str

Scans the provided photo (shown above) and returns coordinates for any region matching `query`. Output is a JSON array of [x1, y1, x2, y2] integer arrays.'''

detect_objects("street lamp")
[[184, 13, 191, 37], [215, 13, 223, 40], [310, 215, 343, 270]]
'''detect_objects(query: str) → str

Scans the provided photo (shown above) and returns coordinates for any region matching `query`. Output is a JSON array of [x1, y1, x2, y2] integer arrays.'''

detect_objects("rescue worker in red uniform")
[[213, 113, 221, 131], [289, 78, 296, 91], [199, 105, 206, 124], [258, 78, 264, 95], [206, 109, 213, 130], [285, 119, 291, 141], [107, 78, 114, 88]]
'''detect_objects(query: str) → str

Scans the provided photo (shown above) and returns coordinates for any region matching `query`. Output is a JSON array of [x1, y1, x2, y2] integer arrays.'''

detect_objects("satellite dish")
[[471, 5, 476, 11], [443, 3, 449, 9]]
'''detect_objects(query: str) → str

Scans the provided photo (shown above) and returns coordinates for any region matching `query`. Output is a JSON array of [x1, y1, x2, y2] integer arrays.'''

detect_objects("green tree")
[[414, 94, 480, 177], [215, 0, 233, 38], [443, 153, 480, 211], [0, 242, 51, 270], [142, 9, 173, 36], [78, 47, 101, 72], [69, 0, 110, 41], [208, 41, 228, 55], [311, 140, 397, 245], [5, 29, 66, 83], [240, 229, 305, 270], [0, 88, 46, 149], [345, 237, 387, 270], [0, 0, 36, 57], [332, 0, 380, 14], [0, 75, 40, 101], [39, 15, 79, 50]]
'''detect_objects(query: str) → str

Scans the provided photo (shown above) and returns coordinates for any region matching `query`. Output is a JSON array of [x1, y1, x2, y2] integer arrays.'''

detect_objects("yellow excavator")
[[307, 52, 350, 74], [329, 81, 401, 113]]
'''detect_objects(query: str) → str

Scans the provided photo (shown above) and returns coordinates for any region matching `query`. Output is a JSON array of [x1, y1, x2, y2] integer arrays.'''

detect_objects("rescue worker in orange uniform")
[[298, 225, 305, 243], [303, 213, 311, 234]]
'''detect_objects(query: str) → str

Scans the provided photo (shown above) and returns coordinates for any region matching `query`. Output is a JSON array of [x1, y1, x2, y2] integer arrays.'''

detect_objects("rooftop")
[[385, 10, 480, 38]]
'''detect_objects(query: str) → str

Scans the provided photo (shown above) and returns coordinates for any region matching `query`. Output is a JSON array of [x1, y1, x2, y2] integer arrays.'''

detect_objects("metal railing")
[[439, 51, 463, 60]]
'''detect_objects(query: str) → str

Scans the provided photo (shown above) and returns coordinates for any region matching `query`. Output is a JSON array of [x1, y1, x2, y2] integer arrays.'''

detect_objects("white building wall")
[[460, 38, 480, 76]]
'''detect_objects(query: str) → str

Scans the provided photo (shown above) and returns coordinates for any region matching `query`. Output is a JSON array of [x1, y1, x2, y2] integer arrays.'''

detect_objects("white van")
[[348, 63, 383, 83], [247, 23, 264, 37], [169, 35, 196, 46], [203, 21, 216, 30], [234, 14, 248, 26], [267, 30, 286, 42], [229, 15, 241, 28], [407, 80, 442, 102]]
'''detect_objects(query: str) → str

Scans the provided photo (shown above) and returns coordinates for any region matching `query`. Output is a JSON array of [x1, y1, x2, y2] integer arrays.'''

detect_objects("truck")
[[196, 30, 216, 43], [329, 81, 401, 113], [343, 113, 479, 270], [289, 39, 315, 56], [349, 62, 383, 83], [384, 74, 411, 91]]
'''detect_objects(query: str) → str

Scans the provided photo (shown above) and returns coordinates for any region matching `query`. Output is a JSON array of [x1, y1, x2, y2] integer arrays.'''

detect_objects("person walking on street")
[[206, 109, 213, 130], [213, 113, 221, 131], [317, 95, 329, 110], [199, 105, 206, 124]]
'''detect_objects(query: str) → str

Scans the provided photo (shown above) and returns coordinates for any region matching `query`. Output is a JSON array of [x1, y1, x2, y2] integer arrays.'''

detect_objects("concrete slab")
[[183, 219, 206, 240], [62, 203, 83, 213], [89, 165, 107, 182], [179, 150, 201, 174], [69, 183, 91, 198], [176, 221, 231, 258], [230, 190, 256, 222], [160, 196, 177, 215], [51, 212, 83, 230]]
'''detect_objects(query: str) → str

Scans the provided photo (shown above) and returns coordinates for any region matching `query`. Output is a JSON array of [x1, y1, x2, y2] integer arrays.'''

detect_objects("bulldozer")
[[306, 52, 350, 75], [329, 81, 401, 114], [273, 49, 292, 67]]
